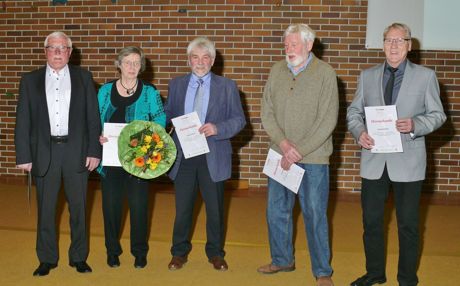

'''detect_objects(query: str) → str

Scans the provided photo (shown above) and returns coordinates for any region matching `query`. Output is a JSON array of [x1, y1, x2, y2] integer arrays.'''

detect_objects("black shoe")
[[134, 256, 147, 269], [69, 261, 92, 273], [107, 255, 120, 268], [33, 262, 57, 277], [350, 274, 386, 286]]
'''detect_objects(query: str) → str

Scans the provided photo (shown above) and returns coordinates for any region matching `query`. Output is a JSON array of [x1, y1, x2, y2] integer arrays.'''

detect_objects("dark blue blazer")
[[165, 72, 246, 182]]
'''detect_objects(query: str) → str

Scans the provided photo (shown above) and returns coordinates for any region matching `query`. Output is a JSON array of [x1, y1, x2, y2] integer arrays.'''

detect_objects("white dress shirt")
[[45, 64, 71, 136]]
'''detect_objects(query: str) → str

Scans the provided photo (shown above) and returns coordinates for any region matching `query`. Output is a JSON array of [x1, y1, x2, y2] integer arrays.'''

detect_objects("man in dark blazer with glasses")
[[15, 31, 101, 277]]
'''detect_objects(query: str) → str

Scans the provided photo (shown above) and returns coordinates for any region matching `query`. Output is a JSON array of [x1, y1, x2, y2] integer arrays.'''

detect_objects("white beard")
[[286, 54, 305, 67]]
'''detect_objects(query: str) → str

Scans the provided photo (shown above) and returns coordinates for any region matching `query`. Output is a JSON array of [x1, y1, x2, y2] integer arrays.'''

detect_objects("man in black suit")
[[14, 31, 101, 277]]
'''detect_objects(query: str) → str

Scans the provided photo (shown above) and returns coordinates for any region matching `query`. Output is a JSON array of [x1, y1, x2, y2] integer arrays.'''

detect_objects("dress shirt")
[[382, 60, 407, 104], [184, 72, 211, 123], [45, 64, 71, 136]]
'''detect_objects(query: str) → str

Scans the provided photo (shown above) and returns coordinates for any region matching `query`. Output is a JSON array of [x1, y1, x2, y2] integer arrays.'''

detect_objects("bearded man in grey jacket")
[[258, 24, 339, 286]]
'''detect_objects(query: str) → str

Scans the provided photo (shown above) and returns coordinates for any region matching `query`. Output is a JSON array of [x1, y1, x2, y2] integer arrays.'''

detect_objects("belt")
[[51, 135, 68, 144]]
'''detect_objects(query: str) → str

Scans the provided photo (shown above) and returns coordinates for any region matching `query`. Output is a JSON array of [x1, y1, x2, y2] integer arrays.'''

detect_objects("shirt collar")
[[46, 63, 69, 77], [287, 52, 313, 76], [191, 72, 211, 86], [385, 59, 407, 74]]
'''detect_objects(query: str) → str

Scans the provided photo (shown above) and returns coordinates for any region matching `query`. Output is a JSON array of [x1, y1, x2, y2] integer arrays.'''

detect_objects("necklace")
[[119, 79, 138, 96]]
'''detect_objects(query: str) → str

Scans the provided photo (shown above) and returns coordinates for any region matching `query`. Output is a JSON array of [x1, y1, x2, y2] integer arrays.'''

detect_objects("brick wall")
[[0, 0, 458, 192]]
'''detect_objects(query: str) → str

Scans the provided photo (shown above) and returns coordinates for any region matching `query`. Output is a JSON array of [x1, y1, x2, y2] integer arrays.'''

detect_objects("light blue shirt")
[[184, 72, 211, 123]]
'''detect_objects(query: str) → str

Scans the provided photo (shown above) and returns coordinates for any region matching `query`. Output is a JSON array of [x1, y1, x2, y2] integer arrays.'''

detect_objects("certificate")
[[364, 105, 403, 153], [171, 111, 210, 159], [102, 123, 127, 166], [263, 149, 305, 194]]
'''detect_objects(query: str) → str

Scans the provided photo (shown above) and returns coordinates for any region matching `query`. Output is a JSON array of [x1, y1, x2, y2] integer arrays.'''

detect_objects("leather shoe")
[[317, 276, 334, 286], [33, 262, 57, 277], [257, 262, 295, 274], [107, 255, 120, 268], [350, 274, 386, 286], [69, 261, 92, 273], [168, 256, 188, 270], [208, 256, 228, 271], [134, 256, 147, 269]]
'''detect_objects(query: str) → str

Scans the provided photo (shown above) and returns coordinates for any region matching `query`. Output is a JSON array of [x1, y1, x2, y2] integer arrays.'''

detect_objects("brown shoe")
[[317, 276, 334, 286], [208, 256, 228, 271], [168, 256, 187, 271], [257, 262, 295, 274]]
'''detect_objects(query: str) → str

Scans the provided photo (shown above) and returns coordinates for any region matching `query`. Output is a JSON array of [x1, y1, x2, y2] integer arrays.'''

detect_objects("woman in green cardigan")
[[97, 46, 166, 269]]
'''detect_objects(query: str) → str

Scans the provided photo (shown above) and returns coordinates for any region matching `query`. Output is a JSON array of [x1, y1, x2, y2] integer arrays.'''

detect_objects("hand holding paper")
[[364, 105, 403, 153], [171, 111, 210, 159]]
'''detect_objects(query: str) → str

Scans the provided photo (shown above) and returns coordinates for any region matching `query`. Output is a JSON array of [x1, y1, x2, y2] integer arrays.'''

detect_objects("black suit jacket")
[[15, 65, 102, 176]]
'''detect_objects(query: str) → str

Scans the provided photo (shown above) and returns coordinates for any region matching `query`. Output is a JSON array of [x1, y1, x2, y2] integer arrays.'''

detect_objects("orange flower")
[[152, 152, 162, 163], [134, 157, 145, 167], [152, 133, 160, 143], [130, 138, 138, 147]]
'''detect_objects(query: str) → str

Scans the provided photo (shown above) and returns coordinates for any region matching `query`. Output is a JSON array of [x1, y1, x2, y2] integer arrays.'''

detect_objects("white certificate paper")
[[365, 105, 403, 153], [171, 112, 210, 159], [263, 149, 305, 194], [102, 123, 127, 167]]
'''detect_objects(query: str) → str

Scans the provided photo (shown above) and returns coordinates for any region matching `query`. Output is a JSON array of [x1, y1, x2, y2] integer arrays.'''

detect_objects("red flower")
[[130, 138, 139, 147]]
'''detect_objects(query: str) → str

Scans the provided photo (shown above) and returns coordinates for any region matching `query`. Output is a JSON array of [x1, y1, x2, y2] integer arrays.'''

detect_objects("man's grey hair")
[[284, 24, 316, 43], [383, 22, 412, 40], [187, 37, 216, 59], [44, 31, 72, 48]]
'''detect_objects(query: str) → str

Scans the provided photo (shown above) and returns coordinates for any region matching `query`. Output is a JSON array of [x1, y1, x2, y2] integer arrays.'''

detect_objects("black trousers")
[[361, 166, 423, 286], [101, 167, 149, 257], [170, 155, 225, 259], [34, 142, 89, 264]]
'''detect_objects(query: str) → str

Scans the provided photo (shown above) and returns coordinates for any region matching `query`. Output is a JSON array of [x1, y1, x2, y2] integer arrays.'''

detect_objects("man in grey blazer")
[[15, 31, 101, 276], [164, 37, 246, 272], [347, 23, 446, 286]]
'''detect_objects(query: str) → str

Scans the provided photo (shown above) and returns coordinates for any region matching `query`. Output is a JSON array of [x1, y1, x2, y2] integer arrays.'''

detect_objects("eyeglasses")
[[383, 38, 410, 46], [121, 60, 142, 68], [45, 45, 70, 52]]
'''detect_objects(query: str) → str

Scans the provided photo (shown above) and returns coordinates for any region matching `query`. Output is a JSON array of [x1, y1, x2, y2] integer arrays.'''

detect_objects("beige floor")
[[0, 180, 459, 286]]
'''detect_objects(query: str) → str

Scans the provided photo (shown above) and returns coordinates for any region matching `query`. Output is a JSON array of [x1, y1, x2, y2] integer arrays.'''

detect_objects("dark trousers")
[[101, 167, 149, 257], [361, 166, 423, 286], [34, 142, 89, 264], [171, 155, 225, 259]]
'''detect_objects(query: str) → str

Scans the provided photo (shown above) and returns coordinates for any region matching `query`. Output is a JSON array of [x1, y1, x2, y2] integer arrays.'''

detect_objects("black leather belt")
[[51, 135, 68, 144]]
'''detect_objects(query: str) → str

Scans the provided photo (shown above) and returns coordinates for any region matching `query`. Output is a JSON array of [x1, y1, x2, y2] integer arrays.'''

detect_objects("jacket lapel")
[[395, 60, 414, 106], [178, 74, 191, 116], [36, 67, 52, 135], [207, 72, 220, 122]]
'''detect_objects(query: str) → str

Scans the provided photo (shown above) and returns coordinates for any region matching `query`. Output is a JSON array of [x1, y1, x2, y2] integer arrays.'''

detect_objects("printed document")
[[102, 123, 127, 166], [263, 149, 305, 194], [365, 105, 403, 153], [171, 111, 210, 159]]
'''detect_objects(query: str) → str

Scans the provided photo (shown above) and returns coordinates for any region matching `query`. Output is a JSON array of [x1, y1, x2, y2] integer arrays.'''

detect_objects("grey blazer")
[[347, 60, 446, 182], [165, 72, 246, 182]]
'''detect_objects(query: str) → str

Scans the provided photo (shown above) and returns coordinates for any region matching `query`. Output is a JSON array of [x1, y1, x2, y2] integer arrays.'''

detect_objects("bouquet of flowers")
[[118, 120, 176, 179]]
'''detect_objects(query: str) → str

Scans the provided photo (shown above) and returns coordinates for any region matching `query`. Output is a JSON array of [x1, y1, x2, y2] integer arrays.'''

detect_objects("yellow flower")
[[140, 145, 149, 153], [149, 162, 158, 170], [144, 135, 152, 143], [156, 140, 164, 148]]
